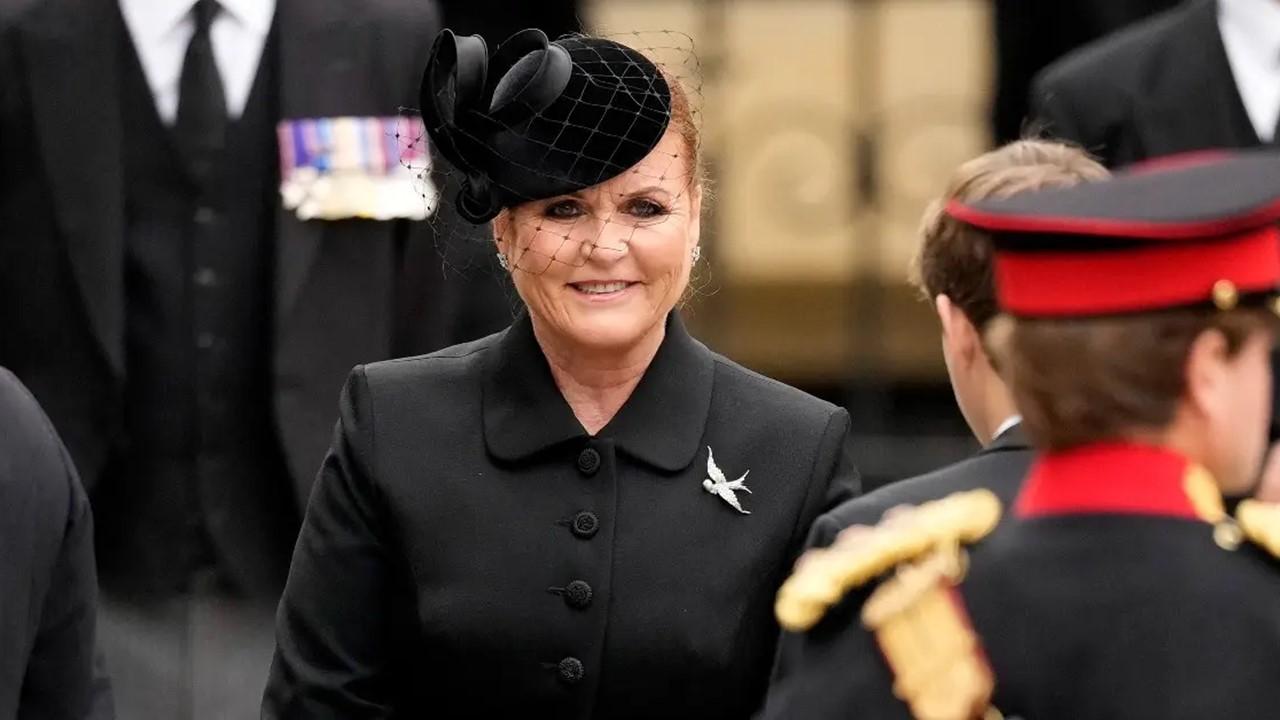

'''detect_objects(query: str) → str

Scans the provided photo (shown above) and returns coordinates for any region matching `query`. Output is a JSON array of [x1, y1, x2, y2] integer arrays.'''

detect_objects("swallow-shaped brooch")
[[703, 446, 752, 515]]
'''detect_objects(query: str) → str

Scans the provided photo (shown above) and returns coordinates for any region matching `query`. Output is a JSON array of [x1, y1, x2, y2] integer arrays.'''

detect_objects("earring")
[[496, 252, 510, 271], [691, 246, 701, 263]]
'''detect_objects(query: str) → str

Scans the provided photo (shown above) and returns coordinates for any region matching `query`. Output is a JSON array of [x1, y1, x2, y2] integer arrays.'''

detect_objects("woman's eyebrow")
[[618, 185, 673, 198]]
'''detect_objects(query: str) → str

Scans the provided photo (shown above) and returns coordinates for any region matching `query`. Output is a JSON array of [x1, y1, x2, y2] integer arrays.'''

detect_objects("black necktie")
[[173, 0, 227, 184]]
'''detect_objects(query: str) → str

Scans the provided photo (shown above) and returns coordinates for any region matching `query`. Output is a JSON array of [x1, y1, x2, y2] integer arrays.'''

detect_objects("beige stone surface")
[[584, 0, 992, 381]]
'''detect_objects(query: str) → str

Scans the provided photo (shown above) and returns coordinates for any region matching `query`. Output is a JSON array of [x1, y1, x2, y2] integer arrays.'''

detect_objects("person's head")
[[948, 150, 1280, 495], [421, 29, 703, 356], [989, 309, 1275, 495], [913, 140, 1108, 443], [493, 79, 701, 353]]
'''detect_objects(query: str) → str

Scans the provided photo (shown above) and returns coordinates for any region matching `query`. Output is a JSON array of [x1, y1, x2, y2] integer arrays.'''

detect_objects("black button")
[[196, 332, 216, 350], [194, 206, 217, 225], [194, 267, 218, 287], [577, 448, 601, 476], [571, 511, 599, 539], [557, 657, 584, 685], [564, 580, 593, 610]]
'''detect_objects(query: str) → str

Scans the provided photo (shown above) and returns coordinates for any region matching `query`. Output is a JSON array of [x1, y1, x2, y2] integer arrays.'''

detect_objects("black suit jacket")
[[0, 368, 110, 720], [0, 0, 509, 511], [992, 0, 1179, 143], [803, 425, 1032, 550], [1031, 0, 1258, 167], [263, 313, 860, 719]]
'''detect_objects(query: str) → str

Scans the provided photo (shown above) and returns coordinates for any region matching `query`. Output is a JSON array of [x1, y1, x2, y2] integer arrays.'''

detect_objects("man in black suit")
[[1031, 0, 1272, 167], [0, 367, 110, 719], [0, 0, 507, 716]]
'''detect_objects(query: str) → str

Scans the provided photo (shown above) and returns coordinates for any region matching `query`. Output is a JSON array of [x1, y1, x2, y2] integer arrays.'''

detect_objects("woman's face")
[[495, 129, 701, 352]]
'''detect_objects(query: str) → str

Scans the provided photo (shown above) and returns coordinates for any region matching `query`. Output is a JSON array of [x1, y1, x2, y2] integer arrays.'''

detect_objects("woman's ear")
[[492, 210, 511, 260], [687, 182, 703, 250]]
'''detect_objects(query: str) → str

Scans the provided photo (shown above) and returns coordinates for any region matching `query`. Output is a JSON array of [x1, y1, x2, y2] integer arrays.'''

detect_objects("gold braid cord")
[[775, 489, 1003, 720], [1236, 499, 1280, 557]]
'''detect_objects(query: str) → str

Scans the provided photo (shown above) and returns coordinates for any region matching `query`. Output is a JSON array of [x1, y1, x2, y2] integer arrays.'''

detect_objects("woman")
[[263, 28, 859, 719]]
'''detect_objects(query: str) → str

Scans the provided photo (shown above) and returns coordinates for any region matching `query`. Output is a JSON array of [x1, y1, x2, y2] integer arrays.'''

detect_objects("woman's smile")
[[568, 280, 640, 302]]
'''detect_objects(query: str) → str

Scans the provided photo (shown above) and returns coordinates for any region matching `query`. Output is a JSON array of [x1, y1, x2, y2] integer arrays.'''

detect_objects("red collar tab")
[[991, 226, 1280, 317], [1015, 443, 1219, 520]]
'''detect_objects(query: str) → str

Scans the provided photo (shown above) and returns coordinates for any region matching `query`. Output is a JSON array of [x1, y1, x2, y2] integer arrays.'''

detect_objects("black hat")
[[946, 149, 1280, 318], [420, 28, 674, 224]]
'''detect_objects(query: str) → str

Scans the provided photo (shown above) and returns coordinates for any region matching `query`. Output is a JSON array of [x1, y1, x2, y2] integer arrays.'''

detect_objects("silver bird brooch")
[[702, 446, 752, 515]]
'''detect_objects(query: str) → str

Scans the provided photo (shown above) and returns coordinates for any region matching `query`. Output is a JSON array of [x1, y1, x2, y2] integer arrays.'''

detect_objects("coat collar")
[[982, 422, 1029, 456], [482, 312, 715, 472], [1014, 442, 1226, 522]]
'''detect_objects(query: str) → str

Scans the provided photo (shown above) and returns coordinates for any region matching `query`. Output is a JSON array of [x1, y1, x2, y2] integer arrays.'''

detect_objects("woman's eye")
[[627, 199, 668, 219], [544, 200, 584, 219]]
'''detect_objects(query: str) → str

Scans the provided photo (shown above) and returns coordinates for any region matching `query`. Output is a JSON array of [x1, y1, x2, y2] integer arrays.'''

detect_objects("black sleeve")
[[263, 368, 416, 718], [814, 409, 860, 515], [781, 408, 859, 566], [16, 393, 105, 720], [805, 511, 842, 552]]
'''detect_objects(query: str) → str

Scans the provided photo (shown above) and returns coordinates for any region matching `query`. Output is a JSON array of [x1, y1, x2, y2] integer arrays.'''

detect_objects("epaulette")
[[1235, 499, 1280, 557], [775, 489, 1001, 632], [775, 489, 1003, 720]]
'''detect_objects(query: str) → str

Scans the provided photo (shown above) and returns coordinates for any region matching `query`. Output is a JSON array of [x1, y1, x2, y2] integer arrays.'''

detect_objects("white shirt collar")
[[116, 0, 193, 44], [219, 0, 275, 36], [1219, 0, 1280, 71], [117, 0, 274, 41], [993, 415, 1022, 442]]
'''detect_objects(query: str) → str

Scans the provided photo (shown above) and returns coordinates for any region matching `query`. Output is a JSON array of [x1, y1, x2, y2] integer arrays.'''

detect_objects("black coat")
[[0, 368, 110, 720], [263, 313, 860, 719], [0, 0, 509, 593], [760, 444, 1280, 720], [1030, 0, 1259, 167]]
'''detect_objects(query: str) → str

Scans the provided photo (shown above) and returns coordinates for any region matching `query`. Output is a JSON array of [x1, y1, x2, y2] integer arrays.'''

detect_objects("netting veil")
[[399, 28, 704, 279]]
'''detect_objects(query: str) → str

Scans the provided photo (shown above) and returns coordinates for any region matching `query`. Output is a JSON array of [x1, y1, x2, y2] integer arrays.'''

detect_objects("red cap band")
[[994, 226, 1280, 316]]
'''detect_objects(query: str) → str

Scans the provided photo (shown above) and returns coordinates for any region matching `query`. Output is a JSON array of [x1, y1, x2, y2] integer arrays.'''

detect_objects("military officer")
[[762, 149, 1280, 720]]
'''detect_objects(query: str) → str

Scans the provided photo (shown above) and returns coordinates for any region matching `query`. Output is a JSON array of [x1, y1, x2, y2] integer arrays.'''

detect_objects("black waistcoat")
[[95, 14, 297, 597]]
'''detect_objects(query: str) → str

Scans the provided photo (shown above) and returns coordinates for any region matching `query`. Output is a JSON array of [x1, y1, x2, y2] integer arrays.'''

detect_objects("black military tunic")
[[761, 443, 1280, 720], [804, 425, 1032, 550], [263, 312, 859, 718]]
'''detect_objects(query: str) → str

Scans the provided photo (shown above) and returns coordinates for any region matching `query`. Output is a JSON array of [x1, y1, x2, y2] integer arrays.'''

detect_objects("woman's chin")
[[561, 311, 657, 351]]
